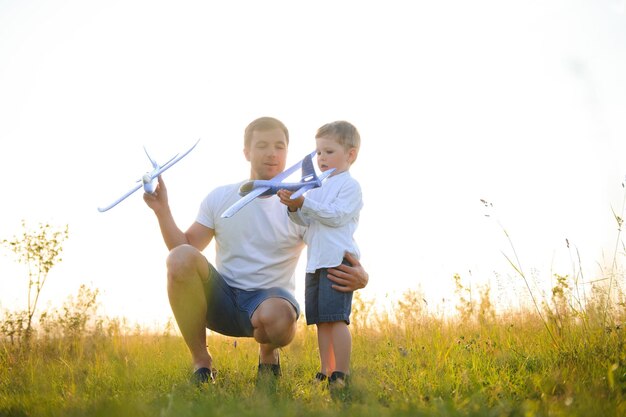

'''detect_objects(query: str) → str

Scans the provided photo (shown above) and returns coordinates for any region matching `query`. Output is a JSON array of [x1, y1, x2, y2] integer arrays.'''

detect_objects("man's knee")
[[166, 244, 204, 284], [256, 298, 297, 325], [252, 298, 297, 345]]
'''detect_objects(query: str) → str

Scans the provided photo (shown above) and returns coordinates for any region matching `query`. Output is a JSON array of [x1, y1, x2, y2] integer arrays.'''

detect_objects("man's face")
[[244, 128, 288, 180]]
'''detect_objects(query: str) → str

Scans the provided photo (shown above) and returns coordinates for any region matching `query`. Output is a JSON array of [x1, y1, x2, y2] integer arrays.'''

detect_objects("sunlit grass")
[[1, 285, 625, 417]]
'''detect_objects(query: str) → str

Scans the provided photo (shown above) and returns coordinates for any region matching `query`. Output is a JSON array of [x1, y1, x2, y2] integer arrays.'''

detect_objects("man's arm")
[[326, 252, 369, 292], [144, 176, 214, 251]]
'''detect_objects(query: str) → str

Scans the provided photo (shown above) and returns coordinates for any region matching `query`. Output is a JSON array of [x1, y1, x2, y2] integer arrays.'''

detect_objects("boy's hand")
[[277, 189, 304, 212]]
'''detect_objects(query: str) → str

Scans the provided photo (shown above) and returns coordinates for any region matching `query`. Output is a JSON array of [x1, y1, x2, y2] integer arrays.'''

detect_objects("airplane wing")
[[220, 150, 316, 218], [316, 168, 335, 181], [97, 182, 143, 212], [289, 168, 335, 199], [98, 139, 200, 213], [289, 183, 316, 200], [271, 150, 317, 183], [154, 138, 201, 178], [221, 186, 270, 218]]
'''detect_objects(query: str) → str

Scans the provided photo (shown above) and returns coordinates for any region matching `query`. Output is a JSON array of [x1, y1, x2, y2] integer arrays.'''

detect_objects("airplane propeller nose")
[[142, 174, 152, 184]]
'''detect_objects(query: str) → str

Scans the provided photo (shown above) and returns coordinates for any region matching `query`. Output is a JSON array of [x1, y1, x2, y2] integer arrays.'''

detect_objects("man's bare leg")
[[251, 298, 297, 365], [166, 244, 213, 371]]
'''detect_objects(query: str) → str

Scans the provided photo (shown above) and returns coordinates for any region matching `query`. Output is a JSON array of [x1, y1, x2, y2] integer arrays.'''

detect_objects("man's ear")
[[243, 147, 251, 161]]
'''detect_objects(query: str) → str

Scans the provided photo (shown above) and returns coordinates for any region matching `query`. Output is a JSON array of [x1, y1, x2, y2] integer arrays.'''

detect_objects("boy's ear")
[[243, 147, 251, 161], [348, 147, 358, 164]]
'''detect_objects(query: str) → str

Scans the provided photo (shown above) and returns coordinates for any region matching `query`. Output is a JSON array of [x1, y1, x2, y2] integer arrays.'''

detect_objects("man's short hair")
[[244, 117, 289, 148]]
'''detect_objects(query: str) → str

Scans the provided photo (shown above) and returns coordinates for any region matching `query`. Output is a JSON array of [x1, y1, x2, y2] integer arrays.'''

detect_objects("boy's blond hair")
[[315, 121, 360, 163]]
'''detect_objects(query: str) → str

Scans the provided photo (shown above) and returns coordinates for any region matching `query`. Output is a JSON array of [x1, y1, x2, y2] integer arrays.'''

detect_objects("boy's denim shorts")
[[305, 260, 353, 325], [202, 261, 300, 337]]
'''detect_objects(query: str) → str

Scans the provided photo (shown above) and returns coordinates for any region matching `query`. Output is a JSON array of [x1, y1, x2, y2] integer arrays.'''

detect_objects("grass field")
[[1, 285, 625, 417]]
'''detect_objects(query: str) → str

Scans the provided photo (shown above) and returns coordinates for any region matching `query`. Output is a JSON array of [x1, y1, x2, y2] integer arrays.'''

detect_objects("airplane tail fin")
[[300, 153, 318, 183], [143, 146, 159, 169], [154, 138, 201, 178]]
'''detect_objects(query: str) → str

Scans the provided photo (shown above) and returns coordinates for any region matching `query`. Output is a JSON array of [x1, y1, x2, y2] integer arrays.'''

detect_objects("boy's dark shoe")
[[315, 372, 327, 382], [329, 371, 350, 401]]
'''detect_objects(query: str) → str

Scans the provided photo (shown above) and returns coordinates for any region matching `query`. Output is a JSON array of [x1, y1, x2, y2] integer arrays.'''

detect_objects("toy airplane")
[[98, 138, 200, 212], [221, 150, 335, 218]]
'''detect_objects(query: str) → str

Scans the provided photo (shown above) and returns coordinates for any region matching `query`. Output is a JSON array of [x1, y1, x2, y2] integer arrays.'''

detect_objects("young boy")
[[277, 120, 363, 391]]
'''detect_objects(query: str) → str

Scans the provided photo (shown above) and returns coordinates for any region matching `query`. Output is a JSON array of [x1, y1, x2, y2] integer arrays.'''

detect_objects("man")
[[144, 117, 369, 384]]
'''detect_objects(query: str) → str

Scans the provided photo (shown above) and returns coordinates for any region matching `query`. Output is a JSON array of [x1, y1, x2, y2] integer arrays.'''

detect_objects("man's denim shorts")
[[202, 261, 300, 337], [304, 260, 353, 325]]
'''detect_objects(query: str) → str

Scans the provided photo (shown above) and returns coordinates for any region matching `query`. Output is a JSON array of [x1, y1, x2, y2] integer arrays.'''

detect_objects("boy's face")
[[244, 128, 288, 180], [315, 136, 356, 174]]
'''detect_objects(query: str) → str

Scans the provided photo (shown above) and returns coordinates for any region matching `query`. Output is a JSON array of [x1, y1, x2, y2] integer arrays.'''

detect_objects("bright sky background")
[[1, 0, 625, 328]]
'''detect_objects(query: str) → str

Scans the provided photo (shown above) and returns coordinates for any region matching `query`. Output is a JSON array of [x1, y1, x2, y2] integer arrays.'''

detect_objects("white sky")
[[1, 0, 625, 327]]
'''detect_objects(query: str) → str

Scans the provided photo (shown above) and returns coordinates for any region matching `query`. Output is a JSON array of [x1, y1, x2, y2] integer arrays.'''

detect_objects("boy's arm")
[[287, 208, 309, 226], [300, 179, 362, 227], [277, 189, 310, 226]]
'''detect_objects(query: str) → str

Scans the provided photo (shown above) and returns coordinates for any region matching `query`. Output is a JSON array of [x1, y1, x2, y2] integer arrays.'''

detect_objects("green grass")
[[1, 299, 625, 417]]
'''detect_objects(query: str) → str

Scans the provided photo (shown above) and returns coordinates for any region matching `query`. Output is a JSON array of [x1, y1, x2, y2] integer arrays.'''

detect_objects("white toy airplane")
[[221, 150, 335, 218], [98, 138, 200, 212]]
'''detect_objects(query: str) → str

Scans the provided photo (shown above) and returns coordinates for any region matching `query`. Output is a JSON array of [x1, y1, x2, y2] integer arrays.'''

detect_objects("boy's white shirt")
[[196, 181, 306, 294], [288, 171, 362, 273]]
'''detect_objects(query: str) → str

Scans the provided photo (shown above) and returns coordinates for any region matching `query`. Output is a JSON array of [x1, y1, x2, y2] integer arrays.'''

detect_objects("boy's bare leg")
[[166, 245, 212, 371], [330, 322, 351, 374], [317, 323, 335, 376]]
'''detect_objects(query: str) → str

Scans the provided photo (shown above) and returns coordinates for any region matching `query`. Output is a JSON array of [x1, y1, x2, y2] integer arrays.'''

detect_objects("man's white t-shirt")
[[196, 182, 306, 294]]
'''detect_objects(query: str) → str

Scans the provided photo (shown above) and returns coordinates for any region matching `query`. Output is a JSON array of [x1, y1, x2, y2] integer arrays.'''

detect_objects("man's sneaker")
[[257, 351, 281, 377], [255, 356, 281, 393], [257, 363, 281, 377], [190, 367, 216, 386]]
